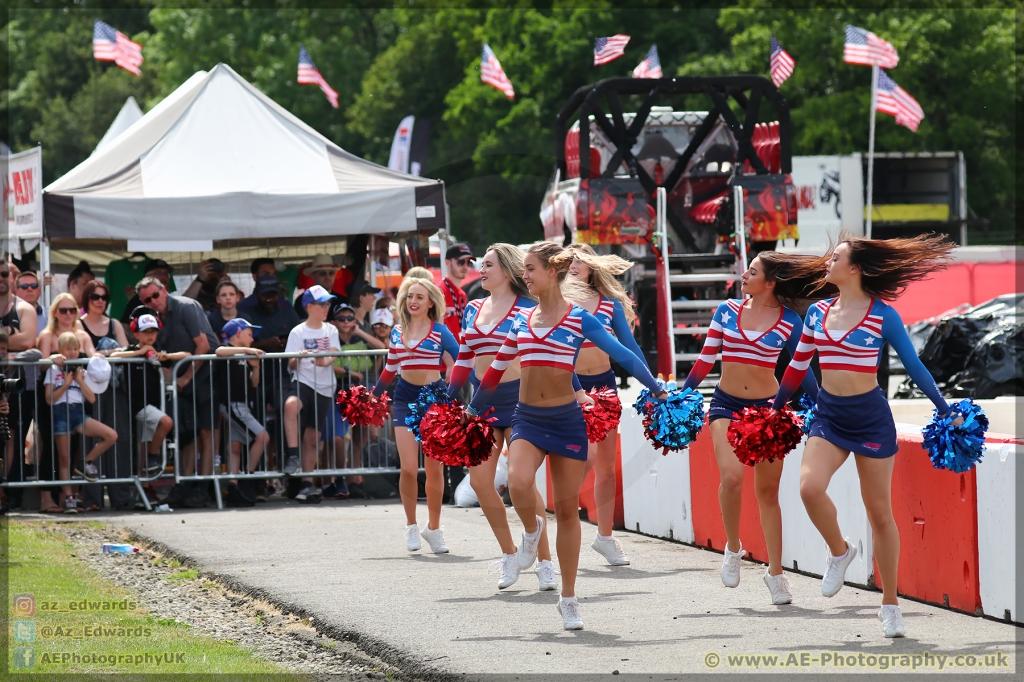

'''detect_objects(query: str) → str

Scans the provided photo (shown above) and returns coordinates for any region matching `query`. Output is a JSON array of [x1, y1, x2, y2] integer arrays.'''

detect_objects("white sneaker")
[[420, 525, 449, 553], [557, 596, 584, 630], [536, 559, 559, 591], [517, 515, 545, 569], [763, 569, 794, 604], [721, 542, 745, 588], [878, 604, 906, 638], [490, 553, 520, 590], [591, 534, 630, 566], [822, 539, 857, 597], [404, 524, 421, 552]]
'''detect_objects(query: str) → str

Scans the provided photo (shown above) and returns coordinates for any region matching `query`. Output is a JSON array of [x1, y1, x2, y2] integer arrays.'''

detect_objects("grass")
[[6, 521, 303, 676]]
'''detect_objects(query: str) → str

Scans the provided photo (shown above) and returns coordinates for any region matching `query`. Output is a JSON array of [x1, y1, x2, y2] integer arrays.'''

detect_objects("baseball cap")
[[447, 243, 474, 261], [144, 258, 172, 274], [371, 308, 394, 327], [83, 355, 111, 394], [254, 274, 281, 294], [221, 318, 261, 342], [331, 302, 356, 319], [301, 284, 337, 307], [135, 313, 160, 332], [352, 281, 382, 297]]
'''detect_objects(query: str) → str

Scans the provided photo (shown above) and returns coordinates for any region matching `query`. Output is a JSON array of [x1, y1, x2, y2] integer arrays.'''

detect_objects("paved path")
[[94, 499, 1018, 678]]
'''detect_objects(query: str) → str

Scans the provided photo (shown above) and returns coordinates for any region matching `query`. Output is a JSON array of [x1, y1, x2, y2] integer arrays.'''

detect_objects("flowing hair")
[[564, 243, 637, 327], [526, 242, 591, 302], [821, 232, 955, 301], [755, 251, 837, 307], [484, 243, 533, 300], [395, 277, 446, 329]]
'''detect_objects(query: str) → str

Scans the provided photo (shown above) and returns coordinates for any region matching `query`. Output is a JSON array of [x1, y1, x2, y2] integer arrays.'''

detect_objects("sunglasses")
[[456, 258, 472, 266], [335, 315, 355, 322], [17, 282, 39, 290], [57, 307, 77, 315], [140, 291, 162, 305], [88, 292, 109, 302]]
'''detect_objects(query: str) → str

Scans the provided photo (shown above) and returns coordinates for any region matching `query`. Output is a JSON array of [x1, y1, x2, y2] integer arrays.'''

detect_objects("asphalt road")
[[99, 499, 1019, 679]]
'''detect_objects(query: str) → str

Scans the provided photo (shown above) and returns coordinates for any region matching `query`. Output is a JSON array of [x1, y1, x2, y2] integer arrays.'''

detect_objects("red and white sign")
[[3, 146, 43, 256]]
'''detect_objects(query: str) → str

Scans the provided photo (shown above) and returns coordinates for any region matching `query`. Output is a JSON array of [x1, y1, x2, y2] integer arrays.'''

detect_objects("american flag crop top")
[[448, 296, 536, 395], [371, 322, 460, 395], [468, 305, 660, 412], [682, 299, 818, 399], [578, 295, 647, 363], [773, 297, 949, 413]]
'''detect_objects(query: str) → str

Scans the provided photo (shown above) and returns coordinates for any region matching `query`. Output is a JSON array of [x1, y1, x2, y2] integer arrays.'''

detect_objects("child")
[[44, 332, 118, 512], [215, 318, 269, 507], [110, 312, 186, 479]]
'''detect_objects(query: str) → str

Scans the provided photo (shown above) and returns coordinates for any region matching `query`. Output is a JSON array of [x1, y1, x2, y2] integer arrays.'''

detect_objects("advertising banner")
[[3, 146, 43, 256]]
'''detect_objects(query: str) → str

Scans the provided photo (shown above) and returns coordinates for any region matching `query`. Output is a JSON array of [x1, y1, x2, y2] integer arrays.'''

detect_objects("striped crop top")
[[371, 321, 460, 395], [682, 299, 818, 398], [468, 305, 660, 412], [448, 296, 536, 395], [773, 297, 948, 413], [578, 295, 646, 361]]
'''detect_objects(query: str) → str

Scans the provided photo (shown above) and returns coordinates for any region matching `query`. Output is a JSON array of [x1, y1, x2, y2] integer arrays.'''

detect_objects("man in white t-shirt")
[[282, 285, 340, 504]]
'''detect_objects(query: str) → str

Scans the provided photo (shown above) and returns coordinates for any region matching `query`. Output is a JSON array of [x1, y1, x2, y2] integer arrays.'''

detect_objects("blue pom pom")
[[405, 384, 453, 441], [634, 385, 706, 453], [921, 398, 988, 473], [796, 394, 816, 435]]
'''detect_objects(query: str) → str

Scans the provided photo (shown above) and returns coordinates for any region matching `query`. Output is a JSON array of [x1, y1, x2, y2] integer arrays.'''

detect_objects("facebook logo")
[[13, 646, 35, 668]]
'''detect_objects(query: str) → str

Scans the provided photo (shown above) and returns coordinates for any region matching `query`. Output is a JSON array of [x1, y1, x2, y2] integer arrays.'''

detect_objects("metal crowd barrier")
[[170, 349, 415, 509], [1, 356, 169, 511]]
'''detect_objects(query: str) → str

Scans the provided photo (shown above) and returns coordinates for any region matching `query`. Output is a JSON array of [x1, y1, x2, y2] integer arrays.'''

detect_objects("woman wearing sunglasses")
[[79, 280, 128, 356]]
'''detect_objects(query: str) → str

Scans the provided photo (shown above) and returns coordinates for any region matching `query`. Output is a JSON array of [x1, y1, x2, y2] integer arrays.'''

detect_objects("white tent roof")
[[44, 64, 445, 242], [92, 96, 143, 156]]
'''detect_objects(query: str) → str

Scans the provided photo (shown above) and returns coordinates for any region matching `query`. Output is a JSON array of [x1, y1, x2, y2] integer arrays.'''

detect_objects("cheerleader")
[[565, 244, 648, 566], [467, 242, 667, 630], [372, 276, 460, 553], [768, 234, 957, 638], [448, 244, 556, 591], [680, 252, 827, 604]]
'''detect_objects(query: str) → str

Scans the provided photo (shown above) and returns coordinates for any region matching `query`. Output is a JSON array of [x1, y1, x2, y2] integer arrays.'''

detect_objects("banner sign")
[[3, 146, 44, 255]]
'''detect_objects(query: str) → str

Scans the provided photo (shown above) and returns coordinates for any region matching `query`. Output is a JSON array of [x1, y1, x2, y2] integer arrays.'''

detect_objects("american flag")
[[594, 35, 630, 66], [632, 44, 663, 79], [481, 43, 515, 99], [876, 69, 924, 132], [297, 45, 339, 108], [769, 36, 795, 87], [93, 20, 143, 76], [844, 24, 899, 69], [315, 336, 332, 351]]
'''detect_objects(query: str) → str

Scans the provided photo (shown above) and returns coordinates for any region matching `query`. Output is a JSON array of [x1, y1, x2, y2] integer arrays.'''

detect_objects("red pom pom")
[[582, 388, 622, 443], [420, 402, 496, 468], [726, 406, 803, 466], [336, 385, 390, 428]]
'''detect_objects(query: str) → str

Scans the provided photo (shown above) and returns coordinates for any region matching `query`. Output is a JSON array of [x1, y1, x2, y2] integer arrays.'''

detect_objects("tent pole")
[[368, 236, 377, 288], [865, 62, 878, 240], [40, 238, 52, 309], [438, 229, 448, 279]]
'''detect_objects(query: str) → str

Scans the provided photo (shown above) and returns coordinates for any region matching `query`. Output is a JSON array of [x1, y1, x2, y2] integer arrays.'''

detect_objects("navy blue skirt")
[[510, 401, 588, 461], [469, 374, 520, 429], [809, 387, 897, 458], [577, 368, 617, 392], [392, 378, 446, 428], [708, 385, 773, 423]]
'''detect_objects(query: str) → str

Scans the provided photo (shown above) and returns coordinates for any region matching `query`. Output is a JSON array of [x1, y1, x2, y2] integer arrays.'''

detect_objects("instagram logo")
[[12, 593, 35, 616]]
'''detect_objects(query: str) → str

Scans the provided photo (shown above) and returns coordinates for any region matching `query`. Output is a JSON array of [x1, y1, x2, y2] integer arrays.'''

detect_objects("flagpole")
[[865, 62, 878, 239]]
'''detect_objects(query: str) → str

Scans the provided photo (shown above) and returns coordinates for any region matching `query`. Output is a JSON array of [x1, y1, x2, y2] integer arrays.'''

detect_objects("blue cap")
[[301, 284, 337, 307], [221, 318, 261, 342]]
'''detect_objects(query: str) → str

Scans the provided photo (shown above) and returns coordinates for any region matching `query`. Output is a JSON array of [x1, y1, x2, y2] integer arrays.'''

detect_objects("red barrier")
[[891, 261, 1021, 324], [578, 438, 626, 529], [880, 433, 982, 614]]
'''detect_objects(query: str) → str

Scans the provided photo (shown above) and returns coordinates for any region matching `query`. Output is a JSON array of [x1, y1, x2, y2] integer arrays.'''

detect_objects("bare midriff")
[[820, 369, 879, 397], [718, 362, 780, 400], [474, 355, 522, 384], [518, 366, 577, 407], [398, 369, 442, 386], [575, 346, 611, 376]]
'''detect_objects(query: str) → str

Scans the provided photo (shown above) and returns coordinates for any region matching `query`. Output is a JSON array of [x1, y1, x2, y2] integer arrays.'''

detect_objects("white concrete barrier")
[[976, 443, 1019, 621]]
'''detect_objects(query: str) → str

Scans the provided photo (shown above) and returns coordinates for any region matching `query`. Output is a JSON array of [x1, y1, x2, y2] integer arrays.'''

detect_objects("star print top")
[[371, 321, 460, 396], [448, 296, 536, 395], [773, 297, 949, 413], [681, 299, 819, 399], [578, 295, 646, 362], [469, 305, 660, 411]]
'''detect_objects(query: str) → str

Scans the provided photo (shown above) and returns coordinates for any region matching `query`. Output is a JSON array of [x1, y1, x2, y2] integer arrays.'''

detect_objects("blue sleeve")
[[437, 324, 460, 362], [610, 299, 648, 367], [573, 373, 582, 392], [783, 311, 818, 402], [881, 306, 949, 414], [580, 311, 660, 392]]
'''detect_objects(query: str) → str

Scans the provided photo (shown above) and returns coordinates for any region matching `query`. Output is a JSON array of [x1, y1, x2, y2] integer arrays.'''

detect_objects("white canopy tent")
[[43, 63, 446, 246], [92, 96, 143, 156]]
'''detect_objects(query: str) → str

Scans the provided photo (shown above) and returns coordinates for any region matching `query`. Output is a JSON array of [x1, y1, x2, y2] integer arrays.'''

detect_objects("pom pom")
[[796, 394, 816, 435], [420, 402, 496, 468], [726, 406, 804, 466], [922, 398, 988, 473], [633, 386, 706, 455], [582, 388, 622, 442], [404, 383, 453, 441], [336, 385, 390, 428]]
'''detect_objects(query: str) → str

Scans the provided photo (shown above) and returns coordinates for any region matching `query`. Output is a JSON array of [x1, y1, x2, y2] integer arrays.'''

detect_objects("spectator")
[[110, 312, 184, 479], [238, 258, 291, 312], [67, 260, 95, 309], [241, 276, 300, 352], [370, 307, 394, 348], [375, 295, 394, 311], [14, 271, 45, 330], [182, 258, 229, 311], [120, 259, 173, 324], [441, 243, 473, 340], [38, 293, 95, 358], [208, 281, 242, 338], [0, 261, 39, 352], [215, 318, 269, 507], [349, 281, 381, 336], [294, 255, 339, 320], [43, 333, 117, 512], [282, 285, 339, 504], [80, 281, 129, 355], [133, 277, 219, 509], [332, 254, 357, 301]]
